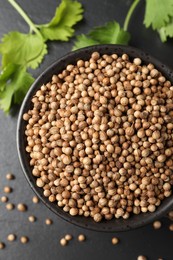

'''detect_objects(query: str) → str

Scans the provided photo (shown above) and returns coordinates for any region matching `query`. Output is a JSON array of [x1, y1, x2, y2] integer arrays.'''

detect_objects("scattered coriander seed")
[[111, 237, 119, 245], [78, 234, 86, 242], [153, 220, 162, 230], [169, 224, 173, 231], [7, 234, 16, 242], [45, 218, 53, 225], [168, 211, 173, 220], [0, 242, 5, 249], [60, 238, 67, 246], [6, 203, 14, 210], [3, 186, 12, 193], [1, 196, 8, 203], [20, 236, 29, 244], [17, 203, 27, 212], [32, 196, 39, 204], [137, 256, 147, 260], [28, 216, 36, 223], [65, 234, 73, 241], [6, 173, 15, 180]]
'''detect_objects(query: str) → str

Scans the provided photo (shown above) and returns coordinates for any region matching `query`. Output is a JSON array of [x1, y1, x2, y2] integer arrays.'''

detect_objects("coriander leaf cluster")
[[0, 0, 83, 113]]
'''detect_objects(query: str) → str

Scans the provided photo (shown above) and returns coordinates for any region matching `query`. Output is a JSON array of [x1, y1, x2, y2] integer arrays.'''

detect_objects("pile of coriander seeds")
[[23, 51, 173, 222]]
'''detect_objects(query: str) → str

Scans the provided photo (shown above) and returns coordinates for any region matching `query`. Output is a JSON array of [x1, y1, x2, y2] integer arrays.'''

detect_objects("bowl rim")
[[17, 44, 173, 232]]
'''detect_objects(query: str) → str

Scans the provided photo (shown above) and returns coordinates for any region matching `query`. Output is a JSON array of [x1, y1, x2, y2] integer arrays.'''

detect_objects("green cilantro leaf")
[[144, 0, 173, 29], [0, 63, 17, 91], [158, 18, 173, 42], [0, 65, 34, 113], [0, 32, 47, 69], [89, 21, 130, 45], [72, 35, 99, 51], [73, 21, 130, 50], [39, 0, 83, 41]]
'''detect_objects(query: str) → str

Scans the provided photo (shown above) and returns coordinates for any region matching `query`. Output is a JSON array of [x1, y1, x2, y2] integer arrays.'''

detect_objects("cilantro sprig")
[[0, 0, 83, 113], [73, 0, 173, 50]]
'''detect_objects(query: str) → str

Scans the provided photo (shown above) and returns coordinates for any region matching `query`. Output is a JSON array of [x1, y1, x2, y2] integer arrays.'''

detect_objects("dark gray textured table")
[[0, 1, 173, 259]]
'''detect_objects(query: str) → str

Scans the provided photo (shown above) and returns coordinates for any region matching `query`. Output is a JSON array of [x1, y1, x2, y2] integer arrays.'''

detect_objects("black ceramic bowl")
[[17, 44, 173, 232]]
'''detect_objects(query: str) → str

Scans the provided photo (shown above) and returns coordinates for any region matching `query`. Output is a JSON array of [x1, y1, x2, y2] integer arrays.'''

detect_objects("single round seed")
[[137, 256, 147, 260], [60, 238, 67, 246], [32, 196, 39, 204], [111, 237, 119, 245], [78, 234, 86, 242], [7, 234, 16, 242], [6, 173, 15, 180], [17, 203, 27, 212], [93, 213, 102, 222], [65, 234, 73, 241], [0, 242, 5, 249], [153, 220, 162, 229], [169, 224, 173, 231], [3, 186, 12, 193], [168, 211, 173, 219], [6, 203, 14, 210], [45, 218, 53, 225], [1, 196, 8, 203], [28, 216, 36, 223], [20, 236, 29, 244]]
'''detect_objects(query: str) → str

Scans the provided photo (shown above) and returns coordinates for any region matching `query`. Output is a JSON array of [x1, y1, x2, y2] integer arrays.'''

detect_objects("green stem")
[[8, 0, 41, 36], [123, 0, 140, 31]]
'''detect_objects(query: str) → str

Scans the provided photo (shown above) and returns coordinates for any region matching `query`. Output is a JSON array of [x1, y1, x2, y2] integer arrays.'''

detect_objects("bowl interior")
[[17, 44, 173, 232]]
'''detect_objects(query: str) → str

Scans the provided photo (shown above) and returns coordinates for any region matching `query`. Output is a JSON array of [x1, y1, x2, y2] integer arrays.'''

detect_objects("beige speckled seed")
[[6, 173, 15, 180], [0, 242, 5, 249], [17, 203, 27, 212], [78, 234, 86, 242], [137, 256, 147, 260], [153, 220, 162, 230], [45, 218, 53, 225], [60, 238, 67, 246], [7, 234, 16, 242], [28, 216, 36, 223], [6, 203, 14, 210], [20, 236, 29, 244], [112, 237, 119, 245], [169, 224, 173, 231], [1, 196, 8, 203], [32, 196, 39, 204], [65, 234, 73, 241], [3, 186, 12, 193]]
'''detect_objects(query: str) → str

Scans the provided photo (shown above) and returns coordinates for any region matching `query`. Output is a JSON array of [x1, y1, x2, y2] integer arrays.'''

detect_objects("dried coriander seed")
[[32, 196, 39, 204], [6, 173, 15, 180], [20, 236, 29, 244], [60, 238, 67, 246], [7, 234, 16, 242], [17, 203, 27, 212], [28, 216, 36, 222], [169, 224, 173, 231], [0, 242, 5, 249], [111, 237, 119, 245], [153, 220, 162, 230], [65, 234, 73, 241], [1, 196, 8, 203], [168, 211, 173, 220], [137, 256, 147, 260], [3, 186, 12, 193], [6, 203, 14, 210], [78, 234, 86, 242], [45, 218, 53, 225]]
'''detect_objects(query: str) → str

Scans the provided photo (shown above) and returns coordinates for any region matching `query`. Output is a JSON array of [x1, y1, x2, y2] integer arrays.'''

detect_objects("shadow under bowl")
[[17, 44, 173, 232]]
